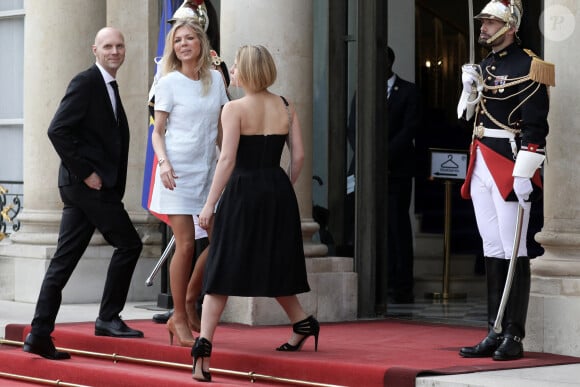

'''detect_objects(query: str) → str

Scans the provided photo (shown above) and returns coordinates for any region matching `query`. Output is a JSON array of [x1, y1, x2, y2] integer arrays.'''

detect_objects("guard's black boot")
[[493, 257, 530, 361], [460, 257, 509, 358], [493, 334, 524, 361], [459, 330, 503, 357]]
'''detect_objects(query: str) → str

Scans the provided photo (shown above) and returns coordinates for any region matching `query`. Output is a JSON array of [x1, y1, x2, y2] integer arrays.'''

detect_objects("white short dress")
[[149, 70, 229, 215]]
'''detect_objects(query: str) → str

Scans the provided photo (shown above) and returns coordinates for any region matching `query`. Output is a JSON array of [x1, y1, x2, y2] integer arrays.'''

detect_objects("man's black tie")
[[110, 80, 123, 123]]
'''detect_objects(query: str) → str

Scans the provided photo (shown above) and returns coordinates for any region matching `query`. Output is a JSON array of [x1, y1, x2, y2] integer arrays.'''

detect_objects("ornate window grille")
[[0, 183, 21, 241]]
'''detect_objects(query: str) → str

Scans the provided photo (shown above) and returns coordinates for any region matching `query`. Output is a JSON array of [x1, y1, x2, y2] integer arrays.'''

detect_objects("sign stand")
[[425, 149, 468, 301]]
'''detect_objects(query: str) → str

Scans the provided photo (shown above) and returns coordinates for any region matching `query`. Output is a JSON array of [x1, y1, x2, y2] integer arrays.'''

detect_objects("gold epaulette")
[[524, 48, 556, 87]]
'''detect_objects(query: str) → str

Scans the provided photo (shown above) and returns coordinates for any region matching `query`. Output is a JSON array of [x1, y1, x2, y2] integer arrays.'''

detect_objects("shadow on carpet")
[[2, 319, 579, 387]]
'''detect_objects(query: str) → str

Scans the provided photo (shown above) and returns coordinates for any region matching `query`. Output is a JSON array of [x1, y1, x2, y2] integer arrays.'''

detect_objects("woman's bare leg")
[[167, 214, 195, 346], [276, 295, 308, 345]]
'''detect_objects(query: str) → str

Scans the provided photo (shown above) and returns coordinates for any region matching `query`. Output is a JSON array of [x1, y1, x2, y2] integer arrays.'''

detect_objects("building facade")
[[1, 0, 579, 356]]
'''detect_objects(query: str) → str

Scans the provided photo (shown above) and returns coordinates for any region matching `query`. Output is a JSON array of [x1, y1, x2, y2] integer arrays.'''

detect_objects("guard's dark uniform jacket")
[[461, 43, 554, 202]]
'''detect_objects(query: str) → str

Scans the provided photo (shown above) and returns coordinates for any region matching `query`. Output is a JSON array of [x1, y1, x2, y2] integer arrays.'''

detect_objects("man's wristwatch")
[[158, 158, 165, 166]]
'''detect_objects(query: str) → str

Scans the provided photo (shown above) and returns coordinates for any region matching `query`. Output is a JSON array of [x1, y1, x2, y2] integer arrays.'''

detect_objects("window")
[[0, 1, 24, 200]]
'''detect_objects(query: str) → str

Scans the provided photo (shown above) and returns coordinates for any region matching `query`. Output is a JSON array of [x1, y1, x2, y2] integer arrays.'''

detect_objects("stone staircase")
[[414, 232, 485, 299], [220, 256, 358, 325]]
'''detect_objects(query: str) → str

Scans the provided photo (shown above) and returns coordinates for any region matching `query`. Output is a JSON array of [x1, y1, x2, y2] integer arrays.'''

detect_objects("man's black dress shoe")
[[95, 316, 144, 338], [152, 309, 173, 324], [22, 333, 71, 360]]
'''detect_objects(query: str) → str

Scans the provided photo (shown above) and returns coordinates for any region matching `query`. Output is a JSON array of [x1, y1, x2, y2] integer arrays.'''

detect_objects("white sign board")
[[429, 149, 468, 180]]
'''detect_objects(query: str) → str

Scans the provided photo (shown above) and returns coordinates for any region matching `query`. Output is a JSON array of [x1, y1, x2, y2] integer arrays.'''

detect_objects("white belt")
[[473, 126, 516, 140], [473, 126, 518, 157]]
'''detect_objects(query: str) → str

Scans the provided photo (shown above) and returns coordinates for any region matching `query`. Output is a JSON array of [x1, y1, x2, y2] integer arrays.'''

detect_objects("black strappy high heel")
[[276, 315, 320, 352], [191, 337, 212, 382]]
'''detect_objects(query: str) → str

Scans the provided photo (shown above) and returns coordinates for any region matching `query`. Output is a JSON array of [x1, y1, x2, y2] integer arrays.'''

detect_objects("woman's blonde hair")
[[162, 18, 212, 95], [235, 45, 277, 92]]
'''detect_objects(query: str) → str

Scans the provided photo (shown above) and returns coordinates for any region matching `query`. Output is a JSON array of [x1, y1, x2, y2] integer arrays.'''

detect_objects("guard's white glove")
[[462, 70, 478, 94], [457, 64, 482, 119], [513, 176, 533, 206]]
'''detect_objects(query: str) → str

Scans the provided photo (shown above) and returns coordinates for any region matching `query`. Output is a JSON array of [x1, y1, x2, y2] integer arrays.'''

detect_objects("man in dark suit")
[[385, 46, 421, 304], [23, 27, 144, 361]]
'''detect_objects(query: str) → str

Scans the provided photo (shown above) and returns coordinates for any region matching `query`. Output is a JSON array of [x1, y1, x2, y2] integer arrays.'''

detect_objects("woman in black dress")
[[194, 45, 319, 382]]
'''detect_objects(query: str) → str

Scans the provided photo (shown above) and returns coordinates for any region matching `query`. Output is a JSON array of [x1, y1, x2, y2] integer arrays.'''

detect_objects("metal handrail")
[[0, 339, 345, 387]]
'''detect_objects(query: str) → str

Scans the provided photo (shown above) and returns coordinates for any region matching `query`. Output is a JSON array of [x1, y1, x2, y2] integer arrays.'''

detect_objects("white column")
[[106, 0, 162, 242], [218, 0, 356, 325], [526, 0, 580, 356], [12, 0, 105, 246], [2, 1, 106, 302], [0, 0, 159, 303], [221, 0, 326, 257]]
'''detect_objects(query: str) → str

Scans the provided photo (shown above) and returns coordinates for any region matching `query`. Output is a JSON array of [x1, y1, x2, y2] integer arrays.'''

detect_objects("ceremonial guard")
[[456, 0, 554, 361]]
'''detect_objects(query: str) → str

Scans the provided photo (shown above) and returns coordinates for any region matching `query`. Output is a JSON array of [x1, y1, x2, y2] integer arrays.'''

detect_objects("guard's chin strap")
[[486, 24, 510, 45]]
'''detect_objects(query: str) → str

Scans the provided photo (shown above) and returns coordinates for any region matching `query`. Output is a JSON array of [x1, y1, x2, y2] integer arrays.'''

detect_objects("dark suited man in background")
[[23, 27, 144, 361], [385, 46, 421, 304]]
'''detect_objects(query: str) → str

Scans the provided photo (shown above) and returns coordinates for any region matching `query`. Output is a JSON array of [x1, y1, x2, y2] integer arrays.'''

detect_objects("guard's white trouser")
[[470, 147, 531, 259]]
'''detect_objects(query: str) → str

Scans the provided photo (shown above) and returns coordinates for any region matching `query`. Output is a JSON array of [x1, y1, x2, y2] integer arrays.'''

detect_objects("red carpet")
[[1, 319, 579, 386]]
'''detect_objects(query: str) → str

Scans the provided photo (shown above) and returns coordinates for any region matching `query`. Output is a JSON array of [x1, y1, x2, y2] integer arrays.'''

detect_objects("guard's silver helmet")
[[474, 0, 523, 31], [169, 0, 209, 32]]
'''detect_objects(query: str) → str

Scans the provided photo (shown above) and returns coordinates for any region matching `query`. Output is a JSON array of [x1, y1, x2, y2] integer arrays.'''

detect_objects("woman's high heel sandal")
[[276, 315, 320, 352], [192, 337, 212, 382], [167, 316, 195, 347]]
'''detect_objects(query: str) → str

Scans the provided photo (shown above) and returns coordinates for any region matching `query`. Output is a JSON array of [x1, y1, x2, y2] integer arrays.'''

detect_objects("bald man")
[[23, 27, 144, 361]]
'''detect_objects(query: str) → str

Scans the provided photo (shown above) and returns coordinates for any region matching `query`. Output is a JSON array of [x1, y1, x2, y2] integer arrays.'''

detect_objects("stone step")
[[413, 233, 485, 298], [415, 273, 486, 299], [414, 232, 480, 276], [222, 256, 358, 325], [414, 253, 479, 277]]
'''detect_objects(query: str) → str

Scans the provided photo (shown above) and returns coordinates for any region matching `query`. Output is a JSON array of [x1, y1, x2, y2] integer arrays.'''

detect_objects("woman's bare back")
[[236, 91, 290, 136]]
